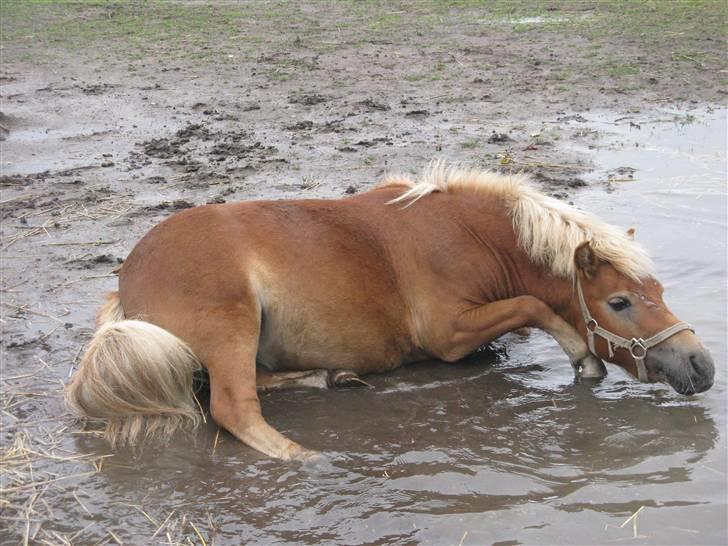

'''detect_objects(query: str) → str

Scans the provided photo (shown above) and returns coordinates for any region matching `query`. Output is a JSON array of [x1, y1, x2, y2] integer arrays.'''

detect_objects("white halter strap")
[[576, 278, 693, 382]]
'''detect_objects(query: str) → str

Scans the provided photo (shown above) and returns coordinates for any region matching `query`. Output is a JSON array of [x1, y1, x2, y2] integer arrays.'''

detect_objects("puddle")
[[2, 109, 725, 545], [504, 106, 727, 543], [0, 95, 179, 176]]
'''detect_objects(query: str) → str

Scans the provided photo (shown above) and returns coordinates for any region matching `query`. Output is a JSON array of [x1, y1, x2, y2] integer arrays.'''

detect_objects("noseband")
[[576, 278, 693, 382]]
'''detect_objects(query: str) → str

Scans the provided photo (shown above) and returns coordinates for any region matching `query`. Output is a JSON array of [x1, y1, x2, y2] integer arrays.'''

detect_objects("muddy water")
[[45, 110, 723, 546], [3, 109, 725, 546]]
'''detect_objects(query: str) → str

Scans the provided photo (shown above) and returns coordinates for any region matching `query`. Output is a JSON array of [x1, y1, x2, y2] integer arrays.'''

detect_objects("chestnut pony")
[[66, 163, 714, 460]]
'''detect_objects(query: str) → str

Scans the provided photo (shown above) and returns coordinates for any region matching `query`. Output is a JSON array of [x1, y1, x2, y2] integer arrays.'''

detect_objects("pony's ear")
[[574, 241, 599, 279], [626, 227, 636, 239]]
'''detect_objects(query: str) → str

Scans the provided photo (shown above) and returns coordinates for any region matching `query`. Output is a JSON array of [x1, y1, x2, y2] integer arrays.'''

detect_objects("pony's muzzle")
[[650, 338, 715, 395]]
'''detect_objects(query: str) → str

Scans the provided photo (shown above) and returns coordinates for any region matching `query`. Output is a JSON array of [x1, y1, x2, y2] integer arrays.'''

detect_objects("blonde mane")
[[382, 161, 653, 281]]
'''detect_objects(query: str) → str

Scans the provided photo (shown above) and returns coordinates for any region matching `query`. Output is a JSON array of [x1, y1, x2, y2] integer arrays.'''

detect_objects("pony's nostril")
[[689, 355, 701, 375], [688, 352, 715, 391]]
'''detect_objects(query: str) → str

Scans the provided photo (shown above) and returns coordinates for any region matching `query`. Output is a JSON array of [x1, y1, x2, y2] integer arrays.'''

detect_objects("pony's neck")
[[457, 198, 582, 331], [519, 265, 582, 331]]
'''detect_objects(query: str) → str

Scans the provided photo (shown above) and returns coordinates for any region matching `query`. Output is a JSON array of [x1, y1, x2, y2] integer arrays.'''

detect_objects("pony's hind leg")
[[192, 308, 315, 461], [257, 369, 372, 392]]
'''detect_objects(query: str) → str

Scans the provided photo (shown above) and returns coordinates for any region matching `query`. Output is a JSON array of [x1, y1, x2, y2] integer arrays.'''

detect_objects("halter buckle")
[[586, 318, 598, 333], [629, 338, 648, 359]]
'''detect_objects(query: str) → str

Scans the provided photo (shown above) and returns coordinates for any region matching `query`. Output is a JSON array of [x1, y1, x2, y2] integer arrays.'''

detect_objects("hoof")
[[298, 448, 325, 462], [298, 450, 331, 473], [280, 442, 319, 462], [573, 353, 607, 379], [327, 369, 373, 389]]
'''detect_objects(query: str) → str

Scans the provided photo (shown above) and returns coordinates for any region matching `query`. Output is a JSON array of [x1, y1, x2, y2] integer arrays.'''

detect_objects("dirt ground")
[[1, 1, 726, 544]]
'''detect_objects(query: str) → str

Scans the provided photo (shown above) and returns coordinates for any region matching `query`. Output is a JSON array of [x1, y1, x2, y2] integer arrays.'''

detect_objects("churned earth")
[[1, 2, 726, 545]]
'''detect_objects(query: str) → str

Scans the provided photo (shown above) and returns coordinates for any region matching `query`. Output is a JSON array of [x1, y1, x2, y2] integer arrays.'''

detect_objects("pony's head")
[[574, 241, 714, 395]]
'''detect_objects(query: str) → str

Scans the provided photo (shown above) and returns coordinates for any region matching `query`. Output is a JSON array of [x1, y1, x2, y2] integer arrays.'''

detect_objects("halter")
[[576, 278, 693, 382]]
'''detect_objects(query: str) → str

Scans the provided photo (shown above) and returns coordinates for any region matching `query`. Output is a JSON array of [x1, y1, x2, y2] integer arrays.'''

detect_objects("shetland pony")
[[66, 163, 714, 460]]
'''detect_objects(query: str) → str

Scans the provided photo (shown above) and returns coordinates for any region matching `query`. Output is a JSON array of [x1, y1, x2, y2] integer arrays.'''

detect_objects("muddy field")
[[1, 2, 727, 545]]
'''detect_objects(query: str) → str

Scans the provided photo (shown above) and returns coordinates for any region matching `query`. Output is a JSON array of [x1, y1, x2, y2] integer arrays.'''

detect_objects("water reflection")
[[70, 346, 718, 545]]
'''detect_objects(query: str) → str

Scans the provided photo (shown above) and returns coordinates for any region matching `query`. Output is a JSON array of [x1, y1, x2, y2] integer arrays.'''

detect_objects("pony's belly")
[[256, 309, 409, 374]]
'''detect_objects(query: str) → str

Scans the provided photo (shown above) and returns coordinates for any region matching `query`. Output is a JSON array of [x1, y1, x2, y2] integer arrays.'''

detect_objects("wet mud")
[[1, 2, 727, 544]]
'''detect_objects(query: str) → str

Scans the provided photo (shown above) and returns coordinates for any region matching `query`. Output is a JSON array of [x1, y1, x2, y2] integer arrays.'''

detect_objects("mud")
[[1, 2, 727, 545]]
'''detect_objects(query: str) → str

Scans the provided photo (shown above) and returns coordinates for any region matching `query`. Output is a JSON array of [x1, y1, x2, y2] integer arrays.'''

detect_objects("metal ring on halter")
[[629, 338, 648, 359], [586, 318, 598, 332]]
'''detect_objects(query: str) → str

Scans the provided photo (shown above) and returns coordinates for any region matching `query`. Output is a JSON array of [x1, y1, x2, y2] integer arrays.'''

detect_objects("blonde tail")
[[65, 292, 203, 446]]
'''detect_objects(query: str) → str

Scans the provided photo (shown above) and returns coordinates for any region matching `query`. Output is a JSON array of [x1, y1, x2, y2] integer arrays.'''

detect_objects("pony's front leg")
[[446, 296, 606, 378]]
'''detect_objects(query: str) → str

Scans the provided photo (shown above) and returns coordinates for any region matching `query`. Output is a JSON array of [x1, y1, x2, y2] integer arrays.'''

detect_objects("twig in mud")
[[128, 504, 159, 527], [44, 240, 120, 247], [0, 278, 30, 292], [2, 364, 49, 383], [72, 490, 93, 516], [0, 471, 97, 494], [515, 160, 582, 171], [56, 273, 117, 289], [669, 526, 699, 534], [189, 520, 207, 546], [2, 197, 131, 249], [161, 180, 190, 191], [2, 408, 19, 421], [69, 521, 97, 542], [0, 193, 32, 206], [619, 505, 645, 538], [18, 448, 109, 465], [672, 53, 706, 69], [1, 302, 66, 323], [69, 345, 85, 378], [49, 529, 72, 545], [457, 530, 469, 546], [93, 534, 112, 546], [1, 218, 55, 249], [152, 510, 176, 538], [212, 428, 221, 455], [39, 324, 62, 342], [22, 492, 38, 546]]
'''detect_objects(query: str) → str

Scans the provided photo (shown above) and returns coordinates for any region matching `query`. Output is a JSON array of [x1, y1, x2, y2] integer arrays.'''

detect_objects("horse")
[[65, 163, 715, 460]]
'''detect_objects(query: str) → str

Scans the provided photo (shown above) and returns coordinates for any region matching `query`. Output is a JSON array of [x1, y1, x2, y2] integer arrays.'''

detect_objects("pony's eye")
[[608, 296, 632, 312]]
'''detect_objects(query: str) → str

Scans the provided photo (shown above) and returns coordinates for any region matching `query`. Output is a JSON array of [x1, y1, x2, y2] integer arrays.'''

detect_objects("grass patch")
[[604, 60, 640, 77], [1, 0, 725, 92]]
